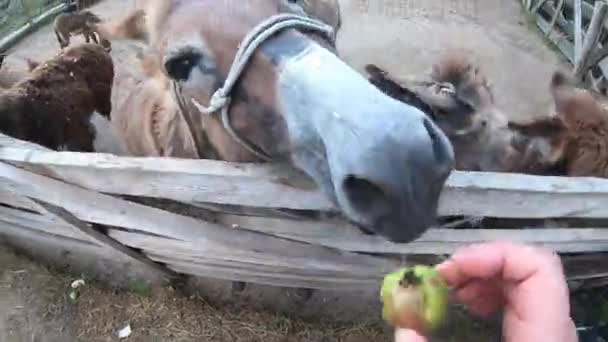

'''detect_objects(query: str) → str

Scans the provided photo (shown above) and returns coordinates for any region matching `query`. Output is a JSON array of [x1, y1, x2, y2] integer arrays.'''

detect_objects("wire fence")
[[0, 0, 67, 39]]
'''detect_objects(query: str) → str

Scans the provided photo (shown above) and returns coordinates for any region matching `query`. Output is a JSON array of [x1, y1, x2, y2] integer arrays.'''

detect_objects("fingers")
[[453, 279, 504, 318], [395, 329, 427, 342], [437, 242, 573, 341], [437, 242, 510, 287], [437, 242, 565, 286]]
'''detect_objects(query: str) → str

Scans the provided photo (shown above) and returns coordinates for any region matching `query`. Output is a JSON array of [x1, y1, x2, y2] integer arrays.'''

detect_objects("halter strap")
[[177, 13, 336, 162]]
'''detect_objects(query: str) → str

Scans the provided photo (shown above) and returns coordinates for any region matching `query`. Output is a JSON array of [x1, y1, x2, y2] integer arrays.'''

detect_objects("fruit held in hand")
[[380, 265, 449, 333]]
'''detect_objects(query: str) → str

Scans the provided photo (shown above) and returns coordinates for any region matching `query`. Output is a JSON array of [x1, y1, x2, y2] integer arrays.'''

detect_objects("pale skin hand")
[[395, 242, 578, 342]]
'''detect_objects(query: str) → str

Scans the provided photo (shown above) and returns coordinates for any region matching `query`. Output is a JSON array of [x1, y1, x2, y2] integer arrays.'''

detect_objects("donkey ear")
[[280, 0, 342, 32], [507, 115, 567, 137]]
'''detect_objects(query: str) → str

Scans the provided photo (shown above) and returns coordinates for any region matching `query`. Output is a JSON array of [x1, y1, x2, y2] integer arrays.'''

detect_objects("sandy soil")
[[0, 246, 392, 342], [0, 0, 592, 341]]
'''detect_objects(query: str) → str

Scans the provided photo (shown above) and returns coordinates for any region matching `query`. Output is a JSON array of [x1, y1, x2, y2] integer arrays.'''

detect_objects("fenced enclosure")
[[0, 0, 65, 38], [1, 132, 608, 291], [0, 0, 608, 298], [523, 0, 608, 94]]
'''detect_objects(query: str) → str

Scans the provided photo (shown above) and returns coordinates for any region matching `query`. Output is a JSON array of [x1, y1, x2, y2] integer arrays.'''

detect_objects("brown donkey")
[[509, 71, 608, 177], [367, 50, 608, 178], [96, 0, 455, 243], [366, 50, 522, 173]]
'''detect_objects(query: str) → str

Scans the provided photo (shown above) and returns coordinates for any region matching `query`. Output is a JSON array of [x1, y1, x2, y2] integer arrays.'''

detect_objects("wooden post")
[[531, 0, 549, 14], [547, 0, 565, 37], [574, 1, 608, 82], [574, 0, 583, 64]]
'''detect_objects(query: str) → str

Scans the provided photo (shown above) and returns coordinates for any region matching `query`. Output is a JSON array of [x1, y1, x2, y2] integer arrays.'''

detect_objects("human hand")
[[395, 242, 577, 342]]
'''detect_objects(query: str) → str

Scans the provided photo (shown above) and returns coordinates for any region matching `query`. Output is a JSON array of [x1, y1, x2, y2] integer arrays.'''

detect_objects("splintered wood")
[[1, 132, 608, 289]]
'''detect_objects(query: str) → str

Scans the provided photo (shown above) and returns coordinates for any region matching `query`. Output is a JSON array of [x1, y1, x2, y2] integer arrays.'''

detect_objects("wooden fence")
[[0, 0, 66, 39], [1, 132, 607, 290], [523, 0, 608, 94]]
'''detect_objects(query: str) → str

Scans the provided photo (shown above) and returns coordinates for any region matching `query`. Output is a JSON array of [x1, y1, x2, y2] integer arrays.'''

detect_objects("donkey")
[[509, 71, 608, 177], [366, 50, 523, 173], [53, 10, 103, 50], [95, 0, 455, 243]]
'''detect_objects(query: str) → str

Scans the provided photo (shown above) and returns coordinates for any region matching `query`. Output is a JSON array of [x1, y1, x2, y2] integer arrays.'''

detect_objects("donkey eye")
[[164, 51, 202, 81]]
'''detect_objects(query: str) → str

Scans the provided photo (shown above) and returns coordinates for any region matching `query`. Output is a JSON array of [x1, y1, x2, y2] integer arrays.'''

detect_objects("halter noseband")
[[172, 13, 336, 162]]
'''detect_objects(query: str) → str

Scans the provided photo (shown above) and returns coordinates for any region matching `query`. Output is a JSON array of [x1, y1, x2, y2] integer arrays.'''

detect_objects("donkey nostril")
[[342, 175, 392, 220]]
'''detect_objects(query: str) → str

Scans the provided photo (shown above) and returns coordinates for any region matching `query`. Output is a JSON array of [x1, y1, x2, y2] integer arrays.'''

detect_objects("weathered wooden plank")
[[0, 161, 397, 277], [564, 0, 595, 22], [440, 170, 608, 218], [540, 0, 608, 51], [531, 0, 550, 13], [147, 251, 382, 282], [0, 187, 42, 212], [168, 263, 376, 290], [574, 0, 583, 63], [574, 1, 608, 81], [537, 12, 576, 62], [547, 0, 566, 37], [0, 146, 334, 211], [0, 221, 104, 253], [107, 229, 393, 275], [541, 1, 608, 80], [541, 2, 574, 38], [6, 146, 608, 218], [219, 215, 608, 254], [31, 199, 179, 279], [0, 220, 171, 288], [0, 204, 99, 244]]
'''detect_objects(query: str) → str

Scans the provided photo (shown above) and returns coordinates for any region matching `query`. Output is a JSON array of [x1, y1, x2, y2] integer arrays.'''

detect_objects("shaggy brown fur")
[[509, 71, 608, 177], [0, 57, 40, 90], [54, 11, 102, 50], [367, 52, 608, 177], [98, 0, 342, 160], [0, 44, 114, 152], [366, 50, 520, 172]]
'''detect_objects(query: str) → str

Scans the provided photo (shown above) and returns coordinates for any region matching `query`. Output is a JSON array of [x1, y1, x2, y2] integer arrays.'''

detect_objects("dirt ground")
[[1, 246, 385, 342], [0, 0, 598, 341], [0, 246, 504, 342]]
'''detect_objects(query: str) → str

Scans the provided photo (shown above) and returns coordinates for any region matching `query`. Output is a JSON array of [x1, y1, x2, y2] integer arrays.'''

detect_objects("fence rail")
[[0, 0, 66, 39], [1, 1, 608, 290], [523, 0, 608, 93], [1, 133, 607, 290]]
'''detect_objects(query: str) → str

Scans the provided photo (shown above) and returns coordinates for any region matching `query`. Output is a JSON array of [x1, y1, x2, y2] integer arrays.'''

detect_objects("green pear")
[[380, 265, 449, 333]]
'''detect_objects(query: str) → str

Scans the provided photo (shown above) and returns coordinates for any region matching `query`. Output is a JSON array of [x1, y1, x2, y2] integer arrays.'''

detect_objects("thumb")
[[395, 329, 427, 342]]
